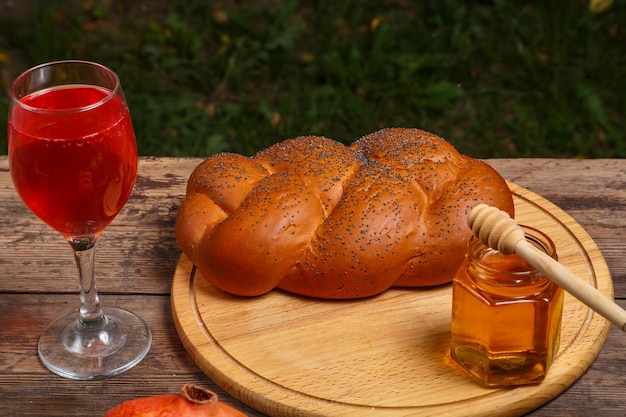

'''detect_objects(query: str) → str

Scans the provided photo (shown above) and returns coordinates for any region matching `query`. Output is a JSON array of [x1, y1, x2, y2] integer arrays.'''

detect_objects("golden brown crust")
[[175, 128, 514, 299], [253, 136, 364, 214]]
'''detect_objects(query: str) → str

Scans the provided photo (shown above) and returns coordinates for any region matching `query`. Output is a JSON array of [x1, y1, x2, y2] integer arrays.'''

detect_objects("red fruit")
[[103, 384, 247, 417]]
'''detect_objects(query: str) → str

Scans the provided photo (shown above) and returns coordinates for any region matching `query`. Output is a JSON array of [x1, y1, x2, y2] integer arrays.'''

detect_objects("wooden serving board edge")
[[171, 182, 613, 417]]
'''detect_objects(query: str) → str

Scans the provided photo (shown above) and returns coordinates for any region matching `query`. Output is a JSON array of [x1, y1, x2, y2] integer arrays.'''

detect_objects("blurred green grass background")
[[1, 0, 624, 158]]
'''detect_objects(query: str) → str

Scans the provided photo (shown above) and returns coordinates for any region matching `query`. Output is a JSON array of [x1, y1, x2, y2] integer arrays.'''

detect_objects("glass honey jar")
[[450, 225, 564, 387]]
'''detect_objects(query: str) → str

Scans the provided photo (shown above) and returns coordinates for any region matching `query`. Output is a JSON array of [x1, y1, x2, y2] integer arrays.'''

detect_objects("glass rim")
[[468, 224, 558, 279], [10, 60, 121, 115]]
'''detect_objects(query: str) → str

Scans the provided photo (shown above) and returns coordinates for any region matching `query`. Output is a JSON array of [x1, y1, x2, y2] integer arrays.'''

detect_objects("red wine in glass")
[[8, 61, 151, 380]]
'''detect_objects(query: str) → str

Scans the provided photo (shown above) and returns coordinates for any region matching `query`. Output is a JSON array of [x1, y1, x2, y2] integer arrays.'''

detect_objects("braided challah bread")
[[175, 128, 514, 299]]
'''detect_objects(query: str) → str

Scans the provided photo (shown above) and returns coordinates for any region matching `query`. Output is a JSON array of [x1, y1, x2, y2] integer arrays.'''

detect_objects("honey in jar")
[[450, 225, 563, 387]]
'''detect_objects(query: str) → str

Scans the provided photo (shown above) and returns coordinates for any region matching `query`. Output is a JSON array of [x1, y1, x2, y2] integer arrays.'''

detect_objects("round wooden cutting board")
[[171, 182, 612, 417]]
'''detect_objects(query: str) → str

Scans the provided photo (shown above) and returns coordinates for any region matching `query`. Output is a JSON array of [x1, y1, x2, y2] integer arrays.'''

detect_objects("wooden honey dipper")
[[468, 204, 626, 331]]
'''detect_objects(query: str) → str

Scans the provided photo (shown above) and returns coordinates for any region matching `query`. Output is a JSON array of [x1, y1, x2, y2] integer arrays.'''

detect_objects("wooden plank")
[[0, 157, 203, 294], [0, 293, 259, 416], [1, 293, 624, 416], [2, 157, 626, 416], [4, 157, 625, 297], [486, 159, 626, 297]]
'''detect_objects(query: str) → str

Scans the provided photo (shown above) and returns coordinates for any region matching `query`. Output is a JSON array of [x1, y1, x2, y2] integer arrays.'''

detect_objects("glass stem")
[[68, 235, 105, 326]]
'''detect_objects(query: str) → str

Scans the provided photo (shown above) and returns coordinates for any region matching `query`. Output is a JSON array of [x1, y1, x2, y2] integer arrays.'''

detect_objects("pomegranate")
[[104, 384, 247, 416]]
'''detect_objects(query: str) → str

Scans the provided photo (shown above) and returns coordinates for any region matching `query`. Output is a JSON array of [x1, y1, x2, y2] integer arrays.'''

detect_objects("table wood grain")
[[1, 156, 625, 416]]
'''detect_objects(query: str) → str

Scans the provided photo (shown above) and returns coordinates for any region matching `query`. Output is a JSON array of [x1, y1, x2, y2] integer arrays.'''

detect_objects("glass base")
[[38, 306, 151, 380]]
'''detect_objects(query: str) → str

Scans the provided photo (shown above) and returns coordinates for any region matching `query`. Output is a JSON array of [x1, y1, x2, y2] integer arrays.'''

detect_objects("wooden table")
[[1, 156, 625, 416]]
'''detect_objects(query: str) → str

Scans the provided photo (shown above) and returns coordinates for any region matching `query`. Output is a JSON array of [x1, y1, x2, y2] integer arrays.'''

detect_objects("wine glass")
[[8, 60, 151, 380]]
